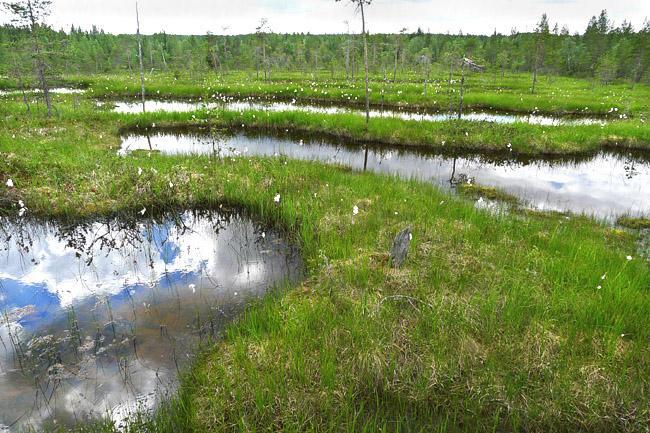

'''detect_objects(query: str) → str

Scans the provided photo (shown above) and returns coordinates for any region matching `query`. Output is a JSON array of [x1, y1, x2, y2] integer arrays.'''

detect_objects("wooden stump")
[[390, 227, 412, 268]]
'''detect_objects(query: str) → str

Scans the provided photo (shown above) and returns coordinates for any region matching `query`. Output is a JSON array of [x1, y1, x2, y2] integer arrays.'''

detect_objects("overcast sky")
[[1, 0, 648, 35]]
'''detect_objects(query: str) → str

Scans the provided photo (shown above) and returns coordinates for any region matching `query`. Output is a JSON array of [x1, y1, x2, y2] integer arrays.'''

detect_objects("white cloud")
[[1, 0, 647, 35], [0, 213, 291, 306]]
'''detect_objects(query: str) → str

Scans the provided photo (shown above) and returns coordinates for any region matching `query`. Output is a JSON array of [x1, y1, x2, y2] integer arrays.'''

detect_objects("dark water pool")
[[0, 210, 301, 431], [119, 130, 650, 220]]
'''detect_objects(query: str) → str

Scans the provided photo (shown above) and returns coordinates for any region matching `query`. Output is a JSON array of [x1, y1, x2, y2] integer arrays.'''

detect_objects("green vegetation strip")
[[2, 94, 650, 156], [76, 71, 650, 117], [1, 97, 649, 432]]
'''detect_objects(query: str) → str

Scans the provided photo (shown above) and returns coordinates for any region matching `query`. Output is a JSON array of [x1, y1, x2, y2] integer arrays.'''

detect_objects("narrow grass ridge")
[[68, 71, 650, 118], [3, 95, 649, 156]]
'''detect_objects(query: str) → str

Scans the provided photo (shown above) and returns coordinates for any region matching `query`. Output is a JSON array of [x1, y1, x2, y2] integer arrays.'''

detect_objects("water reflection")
[[0, 210, 301, 431], [111, 99, 607, 126], [119, 130, 650, 220], [0, 88, 85, 96]]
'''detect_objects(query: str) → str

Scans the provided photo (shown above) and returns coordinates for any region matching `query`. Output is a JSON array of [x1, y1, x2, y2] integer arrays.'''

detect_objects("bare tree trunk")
[[532, 43, 539, 94], [223, 35, 228, 75], [458, 59, 466, 120], [360, 1, 370, 130], [393, 45, 399, 82], [212, 48, 220, 73], [633, 55, 642, 84], [27, 0, 51, 117], [136, 2, 146, 113], [351, 44, 355, 80], [423, 61, 429, 96], [345, 41, 350, 80], [262, 38, 268, 80], [359, 1, 371, 172], [19, 79, 30, 113], [448, 60, 454, 117], [37, 60, 51, 116]]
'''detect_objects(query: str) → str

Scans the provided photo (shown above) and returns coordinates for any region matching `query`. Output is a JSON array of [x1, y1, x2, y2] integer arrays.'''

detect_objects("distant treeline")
[[1, 9, 649, 84]]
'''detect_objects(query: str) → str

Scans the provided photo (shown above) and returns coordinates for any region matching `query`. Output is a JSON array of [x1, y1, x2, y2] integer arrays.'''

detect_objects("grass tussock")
[[618, 216, 650, 230], [456, 183, 521, 205]]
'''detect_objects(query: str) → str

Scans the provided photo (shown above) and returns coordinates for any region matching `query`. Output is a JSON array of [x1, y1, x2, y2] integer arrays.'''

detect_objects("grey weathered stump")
[[390, 227, 412, 268]]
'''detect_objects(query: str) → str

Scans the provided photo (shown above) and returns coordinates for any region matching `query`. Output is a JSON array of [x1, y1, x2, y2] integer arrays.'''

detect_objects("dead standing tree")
[[136, 1, 146, 112], [419, 53, 431, 96], [445, 53, 455, 117], [441, 48, 462, 117], [343, 21, 352, 80], [532, 14, 550, 94], [207, 32, 221, 74], [221, 26, 230, 76], [3, 0, 53, 117], [458, 57, 484, 119], [336, 0, 372, 130], [393, 28, 407, 82], [256, 18, 271, 81], [6, 40, 32, 112], [336, 0, 372, 171], [458, 57, 466, 119]]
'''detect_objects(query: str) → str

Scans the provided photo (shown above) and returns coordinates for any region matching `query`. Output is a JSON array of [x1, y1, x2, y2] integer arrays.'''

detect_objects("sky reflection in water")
[[0, 210, 301, 431], [120, 131, 650, 220], [112, 99, 606, 126]]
